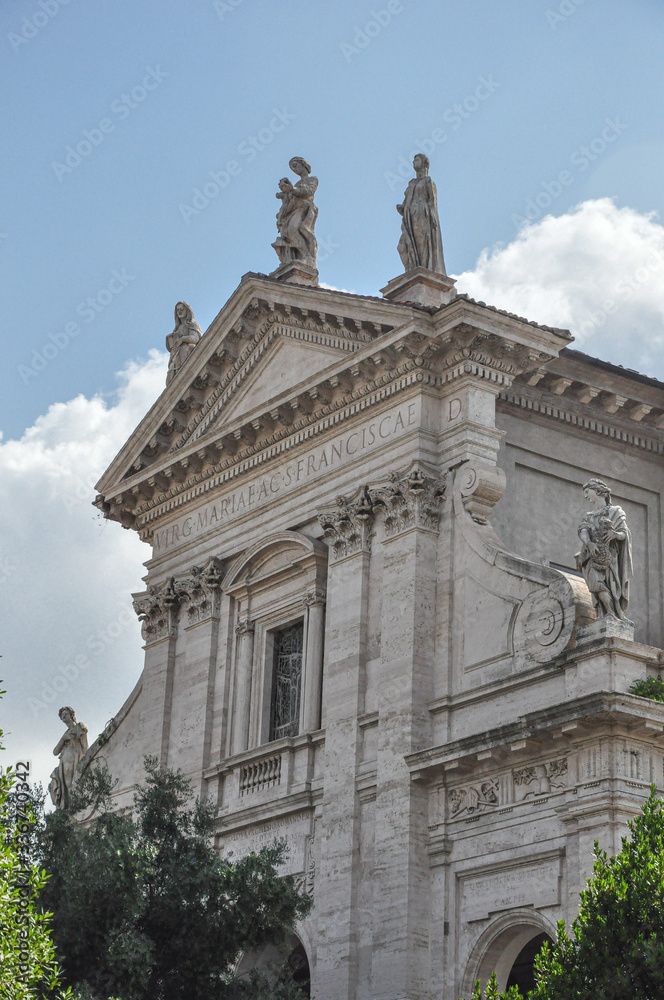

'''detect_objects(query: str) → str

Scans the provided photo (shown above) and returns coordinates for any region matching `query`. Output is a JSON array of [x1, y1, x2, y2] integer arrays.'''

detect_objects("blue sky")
[[4, 0, 664, 788], [3, 0, 664, 440]]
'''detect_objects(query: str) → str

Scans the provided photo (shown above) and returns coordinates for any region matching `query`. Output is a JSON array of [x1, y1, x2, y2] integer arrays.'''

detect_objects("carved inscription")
[[462, 856, 562, 921], [221, 812, 311, 877], [152, 401, 418, 553]]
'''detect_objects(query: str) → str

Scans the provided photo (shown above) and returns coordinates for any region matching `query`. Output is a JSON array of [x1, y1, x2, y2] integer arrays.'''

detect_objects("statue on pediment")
[[49, 706, 88, 810], [396, 153, 446, 275], [166, 301, 203, 385], [272, 157, 318, 268], [575, 478, 633, 621]]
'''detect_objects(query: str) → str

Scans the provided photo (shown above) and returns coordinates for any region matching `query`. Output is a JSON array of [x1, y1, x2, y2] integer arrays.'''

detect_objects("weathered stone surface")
[[86, 260, 664, 998], [49, 707, 88, 810]]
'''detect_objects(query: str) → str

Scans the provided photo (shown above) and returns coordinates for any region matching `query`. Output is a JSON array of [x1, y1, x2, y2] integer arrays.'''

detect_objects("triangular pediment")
[[208, 334, 345, 429], [94, 275, 401, 510]]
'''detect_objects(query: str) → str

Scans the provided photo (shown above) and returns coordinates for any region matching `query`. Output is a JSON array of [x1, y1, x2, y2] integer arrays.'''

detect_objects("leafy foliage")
[[0, 690, 71, 1000], [529, 786, 664, 1000], [461, 972, 523, 999], [39, 756, 312, 1000], [629, 675, 664, 703]]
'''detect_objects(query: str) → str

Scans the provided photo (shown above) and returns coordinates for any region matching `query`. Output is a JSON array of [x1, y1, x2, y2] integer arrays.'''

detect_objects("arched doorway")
[[462, 912, 556, 997], [233, 933, 311, 996], [506, 932, 550, 994]]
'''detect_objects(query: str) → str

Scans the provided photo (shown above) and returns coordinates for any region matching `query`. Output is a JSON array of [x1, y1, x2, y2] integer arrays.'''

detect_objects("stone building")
[[88, 162, 664, 999]]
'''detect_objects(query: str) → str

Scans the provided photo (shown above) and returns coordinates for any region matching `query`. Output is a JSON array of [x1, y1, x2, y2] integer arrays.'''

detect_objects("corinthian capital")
[[370, 467, 447, 536], [177, 556, 224, 625], [132, 577, 181, 644], [317, 486, 375, 561]]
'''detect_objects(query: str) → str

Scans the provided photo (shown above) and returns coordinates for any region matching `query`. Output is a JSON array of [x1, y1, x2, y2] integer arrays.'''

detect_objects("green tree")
[[530, 786, 664, 1000], [39, 756, 312, 1000], [461, 972, 522, 999], [0, 691, 71, 999], [630, 675, 664, 703]]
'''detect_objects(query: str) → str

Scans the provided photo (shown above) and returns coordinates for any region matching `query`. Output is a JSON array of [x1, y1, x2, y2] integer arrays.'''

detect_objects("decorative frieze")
[[513, 757, 568, 801], [369, 468, 447, 536], [447, 756, 569, 819], [317, 487, 375, 560], [449, 779, 499, 818]]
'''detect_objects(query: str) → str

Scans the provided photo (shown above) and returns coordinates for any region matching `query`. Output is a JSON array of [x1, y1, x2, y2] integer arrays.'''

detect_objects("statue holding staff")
[[575, 478, 633, 621]]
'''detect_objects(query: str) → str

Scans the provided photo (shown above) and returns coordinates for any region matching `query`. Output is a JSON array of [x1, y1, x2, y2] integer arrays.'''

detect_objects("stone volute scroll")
[[165, 301, 203, 385], [49, 706, 88, 810], [575, 478, 634, 629], [271, 156, 319, 285]]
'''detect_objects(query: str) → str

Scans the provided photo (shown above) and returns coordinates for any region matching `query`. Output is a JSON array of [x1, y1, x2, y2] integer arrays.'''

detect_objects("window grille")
[[270, 621, 303, 741]]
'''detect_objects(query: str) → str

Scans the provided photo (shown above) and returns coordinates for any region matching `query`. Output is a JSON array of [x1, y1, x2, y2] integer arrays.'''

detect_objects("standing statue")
[[166, 301, 203, 385], [272, 157, 318, 268], [49, 706, 88, 810], [396, 153, 446, 274], [575, 478, 633, 621]]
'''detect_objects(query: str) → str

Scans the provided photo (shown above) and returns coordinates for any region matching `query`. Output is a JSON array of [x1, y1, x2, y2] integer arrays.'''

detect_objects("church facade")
[[88, 160, 664, 999]]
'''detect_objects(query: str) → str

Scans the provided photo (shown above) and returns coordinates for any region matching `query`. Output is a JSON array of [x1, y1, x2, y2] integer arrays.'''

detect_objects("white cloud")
[[455, 198, 664, 381], [0, 351, 168, 795]]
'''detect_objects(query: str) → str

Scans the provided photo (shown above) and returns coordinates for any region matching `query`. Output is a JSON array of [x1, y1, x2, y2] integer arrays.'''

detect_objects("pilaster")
[[315, 492, 375, 1000], [370, 469, 445, 1000]]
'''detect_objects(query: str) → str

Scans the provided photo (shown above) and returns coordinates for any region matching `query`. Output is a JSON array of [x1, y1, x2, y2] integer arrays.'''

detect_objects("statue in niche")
[[575, 478, 633, 621], [396, 153, 446, 274], [49, 706, 88, 810], [272, 157, 318, 267], [166, 301, 203, 385]]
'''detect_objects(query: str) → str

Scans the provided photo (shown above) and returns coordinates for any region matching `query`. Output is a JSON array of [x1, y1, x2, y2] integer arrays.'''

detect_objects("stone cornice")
[[95, 289, 575, 533], [407, 691, 664, 780], [500, 379, 664, 454]]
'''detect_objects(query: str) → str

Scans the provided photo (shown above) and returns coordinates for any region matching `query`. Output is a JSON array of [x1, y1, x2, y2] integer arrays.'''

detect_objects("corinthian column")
[[232, 618, 255, 755], [302, 590, 326, 733]]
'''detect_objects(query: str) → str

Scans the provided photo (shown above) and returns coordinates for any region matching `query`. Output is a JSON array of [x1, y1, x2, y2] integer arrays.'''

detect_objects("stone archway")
[[233, 932, 311, 996], [462, 910, 556, 996]]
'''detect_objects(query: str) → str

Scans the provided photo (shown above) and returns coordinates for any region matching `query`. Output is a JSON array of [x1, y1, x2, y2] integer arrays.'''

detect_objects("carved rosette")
[[317, 487, 375, 561], [178, 556, 224, 626], [369, 468, 446, 536], [132, 578, 181, 644]]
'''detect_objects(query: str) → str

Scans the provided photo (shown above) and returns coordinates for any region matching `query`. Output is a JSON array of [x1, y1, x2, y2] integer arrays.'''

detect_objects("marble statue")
[[166, 301, 203, 385], [396, 153, 446, 274], [272, 157, 318, 268], [575, 478, 633, 621], [49, 706, 88, 810]]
